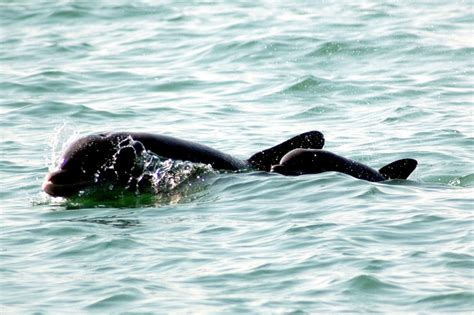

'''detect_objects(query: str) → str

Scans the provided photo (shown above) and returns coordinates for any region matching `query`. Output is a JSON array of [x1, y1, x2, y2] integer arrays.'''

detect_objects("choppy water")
[[1, 1, 473, 313]]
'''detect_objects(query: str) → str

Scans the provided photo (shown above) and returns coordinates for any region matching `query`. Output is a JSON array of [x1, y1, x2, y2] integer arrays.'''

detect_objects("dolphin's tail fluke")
[[247, 131, 325, 171], [379, 158, 418, 180]]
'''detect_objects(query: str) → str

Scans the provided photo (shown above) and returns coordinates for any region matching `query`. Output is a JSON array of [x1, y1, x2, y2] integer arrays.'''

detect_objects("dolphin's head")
[[270, 149, 330, 176], [43, 133, 145, 197]]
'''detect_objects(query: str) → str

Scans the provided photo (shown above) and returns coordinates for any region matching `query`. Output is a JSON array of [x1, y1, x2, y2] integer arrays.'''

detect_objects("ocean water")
[[1, 0, 473, 313]]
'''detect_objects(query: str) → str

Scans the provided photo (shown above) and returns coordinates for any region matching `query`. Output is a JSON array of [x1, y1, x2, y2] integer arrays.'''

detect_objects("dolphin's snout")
[[45, 169, 70, 185], [270, 164, 289, 175], [270, 164, 302, 176], [42, 169, 93, 197], [43, 169, 68, 197], [42, 178, 57, 197]]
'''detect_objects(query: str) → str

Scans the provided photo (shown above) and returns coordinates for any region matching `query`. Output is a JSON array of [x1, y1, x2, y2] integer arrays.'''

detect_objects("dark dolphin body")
[[43, 131, 325, 197], [270, 149, 418, 182]]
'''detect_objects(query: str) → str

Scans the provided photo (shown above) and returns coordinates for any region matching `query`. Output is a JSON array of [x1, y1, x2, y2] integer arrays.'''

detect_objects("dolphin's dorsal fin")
[[379, 158, 418, 180]]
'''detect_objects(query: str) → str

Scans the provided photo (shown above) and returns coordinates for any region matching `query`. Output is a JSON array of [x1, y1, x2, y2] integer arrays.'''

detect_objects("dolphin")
[[270, 148, 417, 181], [43, 131, 325, 197]]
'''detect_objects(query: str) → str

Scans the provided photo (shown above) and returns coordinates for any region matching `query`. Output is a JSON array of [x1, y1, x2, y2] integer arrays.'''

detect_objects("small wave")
[[311, 41, 348, 56], [150, 79, 205, 92], [198, 226, 235, 235], [96, 4, 175, 19], [382, 105, 430, 123], [15, 102, 98, 119], [0, 7, 42, 24], [86, 289, 145, 310], [389, 31, 421, 41], [285, 223, 337, 234], [285, 105, 338, 120], [278, 75, 332, 94], [46, 6, 89, 20], [354, 186, 384, 198], [307, 41, 379, 58], [45, 42, 93, 54], [29, 70, 69, 78], [70, 216, 141, 229], [404, 44, 473, 58], [54, 238, 142, 258], [442, 252, 474, 269], [416, 292, 474, 309], [363, 259, 394, 272], [345, 274, 401, 293], [1, 81, 50, 94]]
